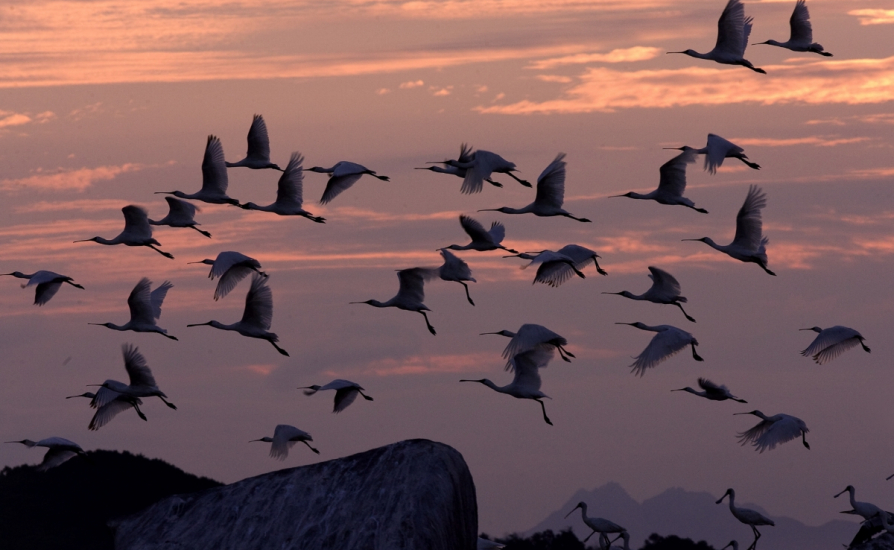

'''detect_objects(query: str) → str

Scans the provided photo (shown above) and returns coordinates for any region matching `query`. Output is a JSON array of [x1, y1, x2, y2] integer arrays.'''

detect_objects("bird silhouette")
[[435, 248, 477, 305], [610, 148, 707, 213], [461, 347, 555, 425], [735, 410, 809, 452], [149, 196, 212, 237], [481, 323, 575, 367], [2, 270, 84, 305], [668, 134, 760, 174], [299, 379, 373, 413], [443, 148, 532, 193], [5, 437, 85, 471], [74, 205, 174, 259], [753, 0, 832, 56], [156, 135, 241, 206], [225, 114, 283, 170], [564, 501, 628, 546], [307, 161, 389, 204], [716, 489, 774, 550], [417, 143, 503, 193], [603, 266, 695, 322], [800, 326, 870, 364], [239, 152, 325, 222], [67, 390, 147, 430], [89, 344, 178, 413], [509, 244, 607, 286], [251, 424, 319, 459], [617, 322, 703, 375], [351, 267, 438, 335], [667, 0, 766, 74], [445, 215, 518, 254], [672, 378, 747, 403], [89, 278, 176, 340], [189, 251, 267, 301], [833, 485, 886, 521]]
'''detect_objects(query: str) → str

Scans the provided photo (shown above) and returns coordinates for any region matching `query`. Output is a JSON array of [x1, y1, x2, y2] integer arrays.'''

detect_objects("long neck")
[[578, 504, 588, 522], [685, 50, 711, 60], [727, 492, 737, 512]]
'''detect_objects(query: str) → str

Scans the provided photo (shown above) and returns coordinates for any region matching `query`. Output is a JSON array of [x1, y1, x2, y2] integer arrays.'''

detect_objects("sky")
[[1, 0, 894, 544]]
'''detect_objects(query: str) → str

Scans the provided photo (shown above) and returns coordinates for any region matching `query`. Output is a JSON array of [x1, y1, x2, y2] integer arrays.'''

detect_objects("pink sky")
[[2, 0, 894, 543]]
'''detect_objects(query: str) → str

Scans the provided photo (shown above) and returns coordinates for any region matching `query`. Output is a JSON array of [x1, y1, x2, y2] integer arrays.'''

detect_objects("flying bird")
[[189, 251, 267, 301], [2, 270, 84, 306], [250, 424, 319, 460], [509, 244, 607, 286], [67, 391, 147, 430], [351, 267, 438, 335], [683, 185, 775, 275], [89, 344, 177, 413], [617, 322, 703, 375], [716, 489, 774, 550], [4, 437, 85, 471], [735, 410, 809, 452], [672, 378, 747, 403], [239, 152, 325, 222], [74, 205, 174, 259], [225, 114, 283, 170], [443, 148, 532, 193], [460, 347, 555, 425], [753, 0, 832, 56], [187, 274, 290, 356], [307, 161, 389, 205], [417, 143, 503, 193], [89, 278, 177, 340], [603, 266, 695, 322], [435, 248, 477, 305], [481, 323, 575, 366], [668, 134, 760, 174], [299, 379, 373, 413], [610, 148, 708, 213], [156, 135, 241, 206], [444, 215, 518, 254], [564, 501, 628, 547], [479, 153, 591, 222], [148, 196, 212, 237], [799, 326, 870, 364], [667, 0, 767, 74]]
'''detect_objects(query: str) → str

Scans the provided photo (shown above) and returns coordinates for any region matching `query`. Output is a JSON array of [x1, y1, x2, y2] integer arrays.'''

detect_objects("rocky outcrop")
[[112, 439, 477, 550]]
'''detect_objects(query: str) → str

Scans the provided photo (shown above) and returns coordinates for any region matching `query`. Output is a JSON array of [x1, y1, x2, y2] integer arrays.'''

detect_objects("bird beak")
[[186, 322, 212, 327], [602, 292, 623, 295], [666, 51, 685, 54], [663, 147, 686, 150], [479, 332, 500, 336]]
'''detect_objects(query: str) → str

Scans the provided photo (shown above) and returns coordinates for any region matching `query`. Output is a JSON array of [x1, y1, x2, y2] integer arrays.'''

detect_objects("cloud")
[[849, 9, 894, 25], [731, 136, 870, 147], [806, 113, 894, 126], [363, 352, 494, 376], [0, 163, 145, 192], [527, 46, 663, 69], [14, 199, 127, 213], [399, 80, 424, 88], [536, 75, 573, 83], [0, 110, 55, 128]]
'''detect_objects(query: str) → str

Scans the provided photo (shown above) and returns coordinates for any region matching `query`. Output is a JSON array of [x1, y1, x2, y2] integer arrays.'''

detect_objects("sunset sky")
[[2, 0, 894, 544]]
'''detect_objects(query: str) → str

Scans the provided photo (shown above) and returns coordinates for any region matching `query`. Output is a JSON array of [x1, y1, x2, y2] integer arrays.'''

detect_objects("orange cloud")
[[0, 164, 145, 192], [849, 9, 894, 25], [528, 47, 663, 69], [364, 352, 495, 376], [731, 136, 870, 147]]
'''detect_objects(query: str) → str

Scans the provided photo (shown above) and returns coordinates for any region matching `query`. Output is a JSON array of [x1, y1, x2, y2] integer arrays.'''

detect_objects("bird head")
[[299, 385, 322, 395], [833, 486, 855, 499], [563, 501, 586, 518], [716, 488, 734, 504], [667, 49, 697, 56], [73, 237, 101, 243], [5, 439, 37, 447], [187, 259, 215, 266], [671, 387, 695, 393], [349, 300, 380, 307], [1, 271, 25, 277], [459, 378, 489, 386], [88, 322, 114, 329], [479, 330, 513, 338], [608, 192, 638, 198], [477, 207, 512, 214], [799, 327, 823, 333], [249, 437, 274, 443], [681, 237, 708, 243], [753, 40, 780, 47], [733, 410, 763, 418], [615, 322, 646, 330], [603, 291, 634, 299]]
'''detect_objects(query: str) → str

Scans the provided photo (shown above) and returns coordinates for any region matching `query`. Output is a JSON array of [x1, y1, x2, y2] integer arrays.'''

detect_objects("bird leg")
[[583, 529, 598, 543], [64, 280, 86, 289], [675, 302, 696, 323], [133, 402, 148, 421], [556, 345, 575, 362], [485, 178, 503, 188], [749, 525, 761, 550], [500, 246, 520, 254], [189, 225, 212, 238], [592, 257, 608, 276], [505, 171, 532, 188], [304, 214, 326, 224], [758, 263, 776, 276], [420, 311, 437, 335], [158, 396, 178, 410], [159, 331, 179, 341], [690, 343, 704, 362], [147, 244, 175, 259], [459, 281, 475, 306], [562, 213, 592, 223], [860, 341, 871, 353], [536, 398, 553, 426], [358, 390, 374, 401], [302, 440, 321, 454], [570, 264, 586, 279], [687, 204, 709, 214], [269, 340, 290, 357], [801, 431, 810, 450], [737, 157, 761, 170]]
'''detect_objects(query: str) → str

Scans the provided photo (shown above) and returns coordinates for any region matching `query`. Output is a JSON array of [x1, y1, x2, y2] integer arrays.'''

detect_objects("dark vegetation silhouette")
[[0, 449, 222, 550], [483, 530, 717, 550]]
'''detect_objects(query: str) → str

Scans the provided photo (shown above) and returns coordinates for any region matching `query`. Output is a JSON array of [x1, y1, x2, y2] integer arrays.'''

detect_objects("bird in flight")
[[445, 215, 518, 254], [753, 0, 832, 56], [434, 248, 477, 306], [88, 344, 178, 414], [89, 278, 177, 340], [667, 134, 760, 174], [610, 148, 707, 213], [672, 378, 747, 403], [149, 196, 212, 238], [299, 379, 373, 413], [667, 0, 766, 74], [225, 114, 283, 170], [307, 161, 389, 205], [735, 410, 810, 452], [250, 424, 319, 459], [617, 322, 703, 376], [481, 323, 575, 367], [67, 390, 147, 430], [189, 251, 267, 301], [156, 135, 241, 206], [417, 143, 504, 193], [442, 148, 532, 193], [2, 270, 84, 306], [800, 326, 870, 364], [5, 437, 85, 471], [351, 267, 438, 335], [240, 152, 325, 222], [75, 205, 174, 259], [603, 266, 695, 322]]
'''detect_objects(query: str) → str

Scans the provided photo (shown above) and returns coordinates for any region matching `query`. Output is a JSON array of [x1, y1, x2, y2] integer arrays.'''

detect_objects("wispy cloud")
[[363, 352, 494, 376], [527, 46, 663, 69], [399, 80, 425, 88], [15, 198, 127, 213], [731, 136, 870, 147], [0, 164, 146, 192], [0, 110, 55, 128], [849, 9, 894, 25]]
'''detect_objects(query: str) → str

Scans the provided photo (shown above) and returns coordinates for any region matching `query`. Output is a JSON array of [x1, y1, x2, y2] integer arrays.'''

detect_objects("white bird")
[[351, 267, 438, 335], [672, 378, 747, 403], [800, 326, 870, 364], [669, 134, 761, 174], [187, 273, 290, 356], [602, 266, 695, 322], [460, 347, 555, 425], [225, 114, 283, 170], [417, 143, 504, 192], [299, 379, 374, 413], [683, 185, 775, 276], [610, 148, 708, 213], [509, 244, 608, 286], [4, 437, 85, 471], [66, 390, 147, 430], [89, 343, 178, 412], [735, 410, 809, 452], [189, 251, 267, 301], [753, 0, 832, 56], [250, 424, 319, 460], [564, 501, 628, 546], [148, 196, 212, 238], [74, 205, 174, 259], [716, 489, 775, 550], [435, 248, 477, 305], [667, 0, 766, 74], [604, 532, 631, 550], [617, 322, 703, 375], [306, 161, 389, 205], [156, 135, 241, 206], [2, 270, 84, 305], [833, 486, 885, 521], [89, 278, 177, 340], [481, 323, 575, 366], [444, 215, 518, 254], [443, 149, 532, 194], [479, 153, 591, 222], [239, 152, 325, 223]]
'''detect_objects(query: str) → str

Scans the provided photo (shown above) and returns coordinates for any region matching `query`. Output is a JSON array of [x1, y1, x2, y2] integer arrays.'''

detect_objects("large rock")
[[112, 439, 477, 550]]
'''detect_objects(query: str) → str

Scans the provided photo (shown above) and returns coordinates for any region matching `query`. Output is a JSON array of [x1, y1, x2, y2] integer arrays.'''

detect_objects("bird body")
[[2, 270, 84, 305], [308, 161, 389, 204], [444, 148, 532, 193], [603, 266, 694, 322], [74, 205, 174, 259], [417, 143, 504, 193], [800, 326, 870, 364], [300, 379, 373, 413], [668, 0, 766, 74], [225, 114, 282, 170], [240, 152, 324, 222], [445, 214, 518, 254], [717, 489, 774, 550], [564, 501, 628, 546], [250, 424, 319, 459], [90, 344, 178, 413], [618, 322, 702, 375], [612, 148, 707, 213], [834, 485, 885, 521], [481, 323, 575, 367], [149, 196, 211, 237], [754, 0, 832, 56], [5, 437, 85, 471], [436, 248, 477, 305], [736, 410, 809, 452], [156, 135, 240, 206], [189, 251, 267, 301], [461, 347, 555, 425], [510, 244, 607, 287], [674, 134, 760, 174], [89, 278, 176, 340], [673, 378, 747, 403], [67, 390, 147, 430], [351, 267, 438, 335]]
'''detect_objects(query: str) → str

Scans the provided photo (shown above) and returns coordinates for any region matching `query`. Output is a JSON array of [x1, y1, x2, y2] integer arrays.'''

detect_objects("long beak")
[[615, 322, 635, 326], [154, 191, 174, 194], [86, 384, 102, 387], [87, 323, 104, 325], [563, 506, 580, 519], [607, 194, 627, 198], [833, 489, 847, 498], [248, 439, 263, 443], [477, 209, 498, 212], [733, 412, 751, 415], [681, 238, 701, 241], [72, 239, 92, 243], [186, 322, 211, 327], [479, 332, 501, 335], [667, 51, 686, 54], [602, 292, 623, 295], [798, 328, 813, 331]]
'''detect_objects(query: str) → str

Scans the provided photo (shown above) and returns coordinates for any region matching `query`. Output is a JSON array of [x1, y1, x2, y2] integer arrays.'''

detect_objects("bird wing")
[[557, 244, 598, 270], [271, 424, 303, 460], [789, 0, 813, 44], [704, 134, 742, 174], [320, 173, 363, 204], [246, 114, 272, 161], [277, 152, 304, 206], [503, 324, 565, 366], [241, 274, 274, 330], [534, 153, 566, 209], [164, 196, 198, 222], [215, 265, 254, 301], [89, 397, 141, 431], [697, 377, 725, 393], [211, 251, 252, 279], [24, 271, 59, 286], [715, 0, 746, 57], [459, 215, 492, 243], [657, 149, 696, 196], [629, 327, 691, 376], [810, 337, 861, 365], [121, 205, 154, 241], [487, 221, 507, 245], [122, 343, 158, 388], [731, 185, 766, 252], [647, 266, 682, 297], [739, 414, 806, 452], [438, 248, 474, 281], [460, 153, 490, 194], [457, 143, 474, 163], [510, 348, 553, 391], [201, 135, 229, 194], [127, 278, 155, 324], [150, 281, 173, 320], [333, 387, 359, 413], [33, 281, 63, 306], [38, 448, 79, 471], [90, 384, 127, 409], [533, 260, 576, 288], [396, 267, 436, 304]]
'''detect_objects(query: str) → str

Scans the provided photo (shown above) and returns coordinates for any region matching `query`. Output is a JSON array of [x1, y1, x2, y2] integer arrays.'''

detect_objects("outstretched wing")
[[647, 266, 682, 297], [242, 274, 273, 330], [396, 267, 436, 304], [534, 153, 566, 209], [165, 196, 198, 221], [201, 135, 229, 194], [320, 173, 362, 204], [127, 278, 155, 324], [277, 152, 304, 207], [739, 415, 806, 453], [789, 0, 813, 44], [89, 397, 142, 431], [657, 149, 696, 196], [510, 348, 553, 391], [246, 114, 272, 161], [121, 205, 153, 241], [629, 328, 691, 376], [731, 185, 766, 252], [122, 343, 158, 388], [715, 0, 746, 57], [459, 215, 492, 244]]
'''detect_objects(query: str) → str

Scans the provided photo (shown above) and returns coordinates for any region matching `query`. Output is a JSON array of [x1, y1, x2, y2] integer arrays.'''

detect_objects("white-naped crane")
[[444, 214, 518, 254], [307, 161, 389, 204], [351, 267, 438, 335], [672, 378, 747, 403], [155, 135, 241, 206], [225, 114, 283, 170], [716, 489, 774, 550], [800, 326, 870, 364], [88, 343, 178, 413], [617, 322, 702, 376], [189, 251, 267, 301], [735, 410, 809, 452], [299, 379, 373, 413], [603, 266, 694, 322], [239, 152, 325, 222], [610, 148, 708, 213], [89, 278, 177, 340], [667, 0, 766, 74], [481, 323, 575, 367], [2, 270, 84, 306], [753, 0, 832, 56], [74, 205, 174, 259], [4, 437, 85, 471], [250, 424, 319, 460], [149, 196, 212, 237], [668, 134, 760, 174]]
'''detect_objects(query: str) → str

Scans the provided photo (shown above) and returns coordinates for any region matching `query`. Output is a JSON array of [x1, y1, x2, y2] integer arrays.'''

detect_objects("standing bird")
[[307, 161, 389, 205], [189, 251, 267, 301], [89, 278, 177, 340], [753, 0, 832, 56], [5, 437, 85, 471], [617, 322, 703, 376], [156, 135, 241, 206], [67, 390, 147, 430], [481, 323, 575, 366], [668, 134, 760, 174], [435, 248, 477, 306], [2, 270, 84, 306], [351, 267, 438, 335], [479, 153, 591, 222], [74, 205, 174, 259], [239, 152, 325, 222], [417, 143, 503, 193], [610, 148, 708, 213], [833, 485, 885, 521], [225, 114, 282, 170], [716, 489, 775, 550], [667, 0, 766, 74], [672, 378, 747, 403], [89, 344, 178, 413], [683, 185, 775, 275], [735, 410, 810, 452], [460, 348, 555, 425], [444, 149, 532, 193], [149, 196, 212, 238], [187, 274, 290, 356], [564, 501, 628, 547], [250, 424, 319, 460], [603, 266, 695, 322], [444, 215, 518, 254], [799, 326, 870, 364], [299, 379, 374, 413]]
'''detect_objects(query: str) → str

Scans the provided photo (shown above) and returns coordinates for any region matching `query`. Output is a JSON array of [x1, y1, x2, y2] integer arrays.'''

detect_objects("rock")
[[112, 439, 477, 550]]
